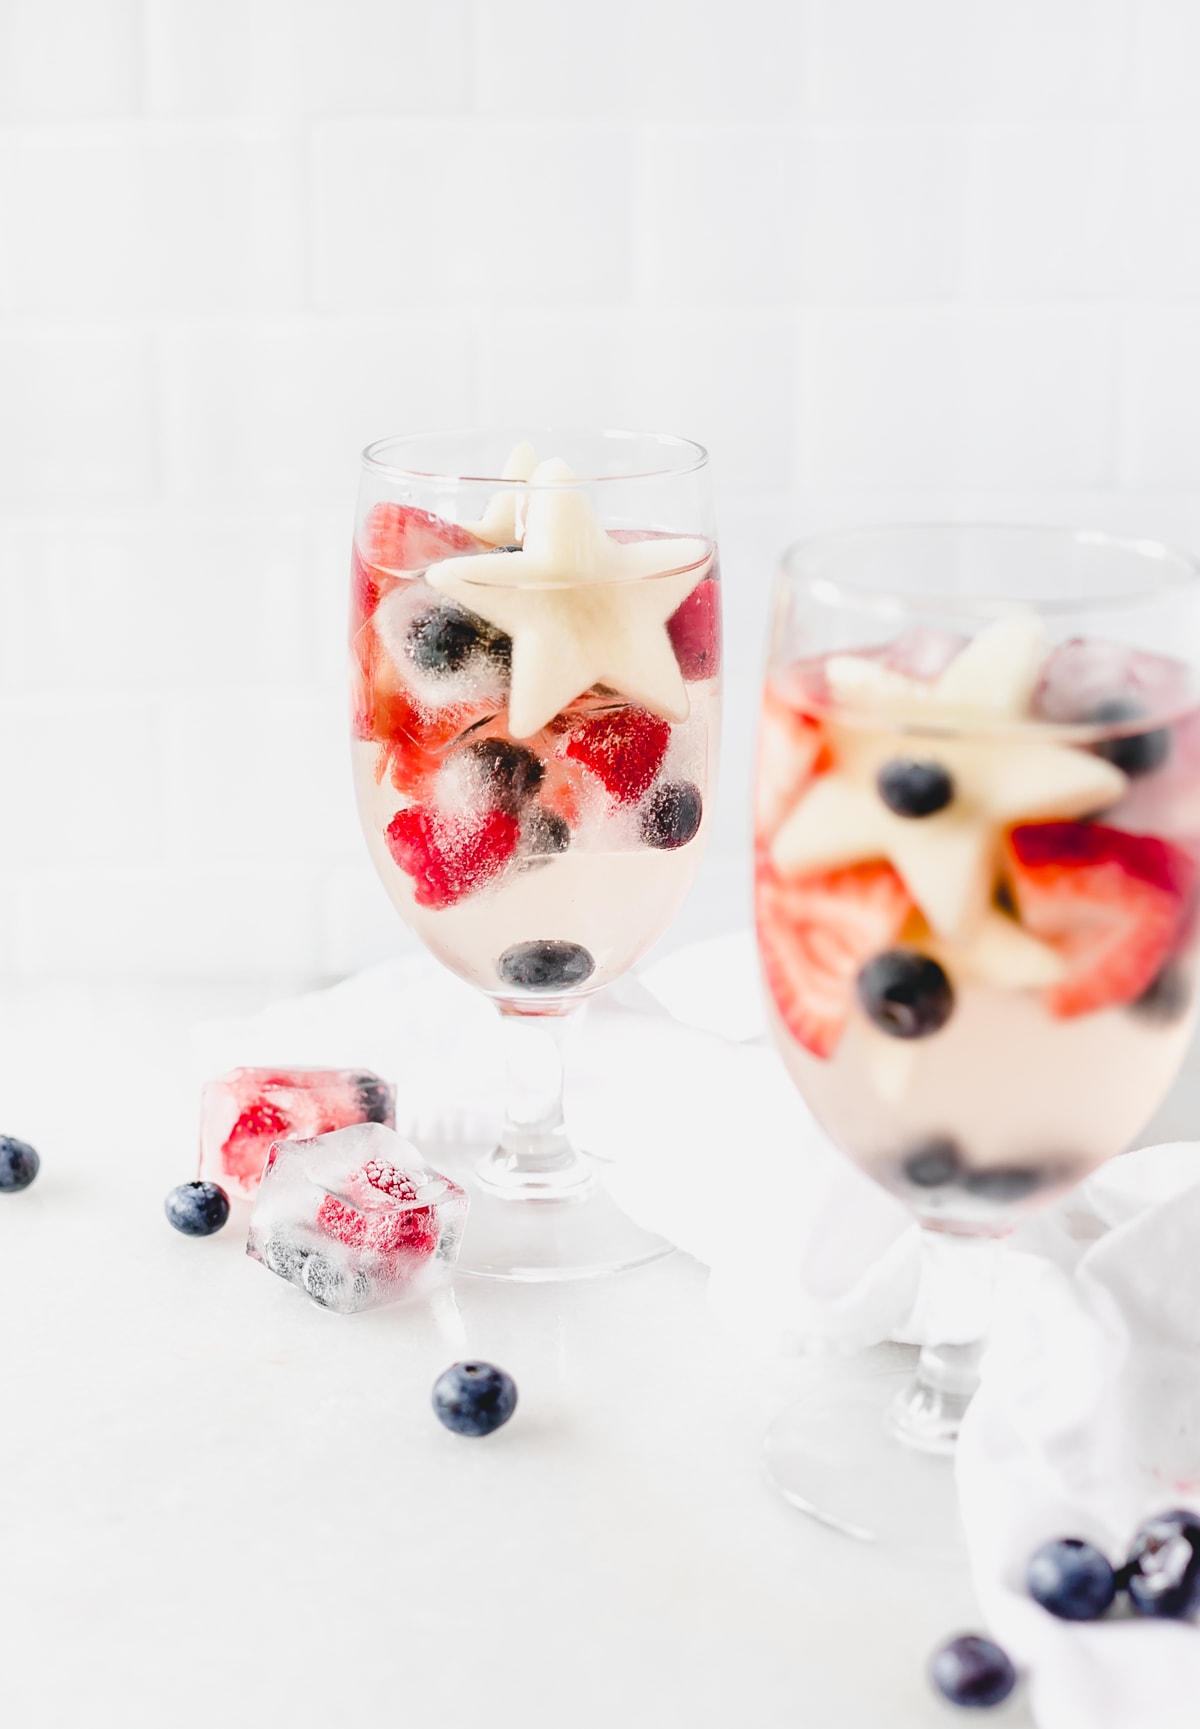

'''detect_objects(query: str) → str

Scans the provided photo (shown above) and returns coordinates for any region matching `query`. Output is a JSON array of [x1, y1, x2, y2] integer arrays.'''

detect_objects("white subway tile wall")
[[1, 0, 1198, 983]]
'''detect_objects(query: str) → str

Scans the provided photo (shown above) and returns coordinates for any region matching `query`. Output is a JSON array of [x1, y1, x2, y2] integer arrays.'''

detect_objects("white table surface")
[[25, 970, 1192, 1728]]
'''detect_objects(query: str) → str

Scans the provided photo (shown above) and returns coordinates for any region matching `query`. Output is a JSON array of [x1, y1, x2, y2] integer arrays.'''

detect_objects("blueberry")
[[498, 939, 595, 991], [962, 1167, 1043, 1203], [903, 1138, 962, 1187], [1027, 1537, 1117, 1621], [0, 1134, 40, 1193], [164, 1180, 230, 1237], [1130, 963, 1192, 1026], [301, 1253, 371, 1315], [1089, 698, 1171, 778], [262, 1235, 309, 1281], [640, 781, 702, 850], [856, 951, 954, 1040], [877, 758, 954, 818], [460, 738, 544, 815], [406, 603, 511, 676], [432, 1360, 518, 1438], [929, 1635, 1017, 1710], [1126, 1510, 1200, 1618], [521, 807, 571, 856], [351, 1072, 394, 1126]]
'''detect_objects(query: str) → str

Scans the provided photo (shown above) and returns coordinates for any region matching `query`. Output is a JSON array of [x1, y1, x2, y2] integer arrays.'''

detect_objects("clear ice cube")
[[199, 1066, 396, 1201], [246, 1123, 466, 1313]]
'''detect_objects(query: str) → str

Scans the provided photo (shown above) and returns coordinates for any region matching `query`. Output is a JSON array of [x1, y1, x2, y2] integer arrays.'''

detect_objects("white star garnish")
[[461, 441, 539, 545], [426, 458, 711, 738], [771, 618, 1127, 942]]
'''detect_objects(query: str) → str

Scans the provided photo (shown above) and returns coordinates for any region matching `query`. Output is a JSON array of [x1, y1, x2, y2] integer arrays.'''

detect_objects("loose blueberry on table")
[[164, 1180, 231, 1237], [0, 1134, 40, 1192], [432, 1361, 519, 1438], [929, 1634, 1017, 1710], [1124, 1509, 1200, 1618], [1027, 1536, 1116, 1621]]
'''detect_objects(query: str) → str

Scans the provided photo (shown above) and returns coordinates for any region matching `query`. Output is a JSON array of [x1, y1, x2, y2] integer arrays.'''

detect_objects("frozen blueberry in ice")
[[640, 781, 703, 850], [0, 1134, 40, 1193], [903, 1138, 962, 1188], [1089, 698, 1171, 778], [406, 603, 511, 676], [857, 951, 954, 1040], [351, 1072, 395, 1125], [929, 1634, 1017, 1710], [164, 1180, 231, 1237], [521, 806, 571, 856], [1027, 1537, 1117, 1621], [262, 1235, 309, 1281], [962, 1167, 1044, 1203], [1130, 963, 1192, 1026], [432, 1361, 518, 1438], [1125, 1510, 1200, 1618], [877, 758, 954, 818], [459, 738, 544, 816], [498, 940, 595, 991], [301, 1252, 371, 1315]]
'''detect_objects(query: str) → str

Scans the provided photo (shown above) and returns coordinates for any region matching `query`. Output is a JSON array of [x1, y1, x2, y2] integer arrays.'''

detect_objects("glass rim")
[[779, 522, 1200, 618], [360, 426, 710, 486]]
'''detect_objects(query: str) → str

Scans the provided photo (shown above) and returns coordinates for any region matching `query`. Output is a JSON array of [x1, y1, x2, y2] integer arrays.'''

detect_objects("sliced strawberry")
[[558, 707, 671, 804], [667, 578, 721, 681], [385, 805, 519, 909], [359, 503, 481, 577], [755, 689, 828, 840], [756, 862, 914, 1058], [221, 1101, 291, 1185], [1006, 822, 1196, 1017]]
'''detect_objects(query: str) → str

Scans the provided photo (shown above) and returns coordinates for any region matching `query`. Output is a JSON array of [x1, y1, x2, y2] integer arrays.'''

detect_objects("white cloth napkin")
[[195, 933, 1200, 1728]]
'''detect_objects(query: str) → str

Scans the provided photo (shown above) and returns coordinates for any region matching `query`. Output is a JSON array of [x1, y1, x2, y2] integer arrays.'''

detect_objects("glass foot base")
[[763, 1348, 965, 1560], [429, 1143, 674, 1282]]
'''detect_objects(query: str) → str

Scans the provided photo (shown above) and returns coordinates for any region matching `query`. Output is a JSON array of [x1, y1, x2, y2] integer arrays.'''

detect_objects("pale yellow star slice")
[[426, 458, 712, 738]]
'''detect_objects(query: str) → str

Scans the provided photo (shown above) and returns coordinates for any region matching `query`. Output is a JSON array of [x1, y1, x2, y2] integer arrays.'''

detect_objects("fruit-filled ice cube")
[[350, 451, 720, 1007], [755, 617, 1200, 1232], [246, 1123, 466, 1314], [199, 1066, 395, 1201]]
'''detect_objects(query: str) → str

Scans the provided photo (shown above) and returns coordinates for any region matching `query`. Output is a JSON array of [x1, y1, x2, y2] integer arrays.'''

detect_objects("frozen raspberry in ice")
[[385, 804, 519, 909], [359, 503, 483, 578], [557, 707, 671, 805], [1036, 638, 1191, 730], [199, 1067, 396, 1202], [246, 1123, 466, 1314]]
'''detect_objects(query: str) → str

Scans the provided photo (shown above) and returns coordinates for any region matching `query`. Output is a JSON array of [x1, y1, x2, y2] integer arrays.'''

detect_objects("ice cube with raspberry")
[[199, 1066, 397, 1202], [246, 1122, 467, 1314]]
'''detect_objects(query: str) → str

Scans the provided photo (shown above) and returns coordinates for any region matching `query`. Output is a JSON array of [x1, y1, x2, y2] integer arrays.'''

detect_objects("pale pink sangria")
[[349, 431, 719, 1279], [753, 525, 1200, 1545]]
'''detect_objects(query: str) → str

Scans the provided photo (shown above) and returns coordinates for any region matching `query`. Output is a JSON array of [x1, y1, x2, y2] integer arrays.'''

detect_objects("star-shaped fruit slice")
[[772, 619, 1128, 941], [426, 458, 711, 738], [460, 441, 539, 545]]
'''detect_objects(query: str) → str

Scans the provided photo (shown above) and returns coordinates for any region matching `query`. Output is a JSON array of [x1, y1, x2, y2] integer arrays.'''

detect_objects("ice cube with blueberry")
[[246, 1123, 466, 1314], [199, 1066, 396, 1201]]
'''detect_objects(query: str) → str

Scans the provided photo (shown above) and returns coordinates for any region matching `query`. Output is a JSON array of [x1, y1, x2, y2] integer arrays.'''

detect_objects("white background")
[[2, 0, 1200, 986]]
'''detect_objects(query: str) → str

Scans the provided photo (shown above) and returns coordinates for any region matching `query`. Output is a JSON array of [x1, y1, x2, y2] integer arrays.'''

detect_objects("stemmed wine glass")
[[350, 429, 720, 1280], [754, 524, 1200, 1548]]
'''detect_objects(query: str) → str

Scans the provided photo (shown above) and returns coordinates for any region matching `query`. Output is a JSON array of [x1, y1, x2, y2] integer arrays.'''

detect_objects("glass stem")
[[887, 1227, 1003, 1456], [476, 1007, 594, 1200]]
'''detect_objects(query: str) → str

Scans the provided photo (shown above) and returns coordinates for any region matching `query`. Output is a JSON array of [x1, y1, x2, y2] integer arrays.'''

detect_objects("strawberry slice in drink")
[[352, 504, 485, 636], [756, 861, 915, 1058], [755, 689, 829, 838], [1005, 822, 1197, 1017], [667, 577, 721, 681]]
